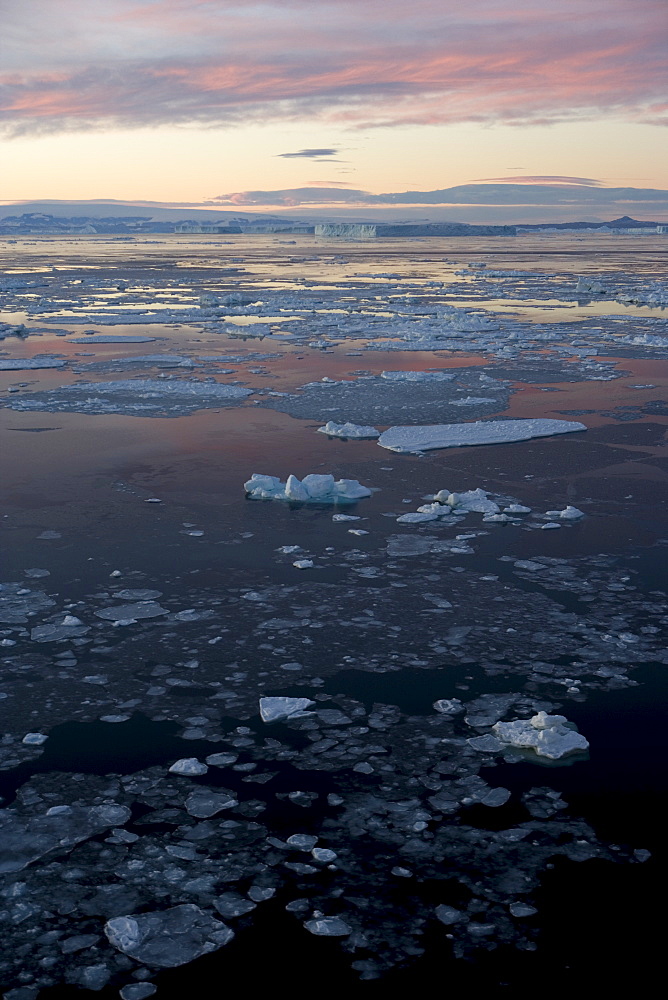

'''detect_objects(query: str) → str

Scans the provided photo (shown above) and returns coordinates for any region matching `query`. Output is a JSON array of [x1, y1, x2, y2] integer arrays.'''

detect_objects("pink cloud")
[[1, 1, 666, 133]]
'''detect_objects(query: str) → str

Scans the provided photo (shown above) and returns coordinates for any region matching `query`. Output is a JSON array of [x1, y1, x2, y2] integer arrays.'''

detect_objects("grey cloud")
[[277, 148, 340, 158], [475, 175, 603, 186]]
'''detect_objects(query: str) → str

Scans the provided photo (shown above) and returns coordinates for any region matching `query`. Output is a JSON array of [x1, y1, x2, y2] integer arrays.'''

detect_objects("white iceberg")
[[443, 488, 500, 514], [244, 473, 372, 503], [492, 711, 589, 760], [317, 421, 380, 439], [545, 505, 585, 520], [378, 419, 586, 454], [259, 696, 315, 722]]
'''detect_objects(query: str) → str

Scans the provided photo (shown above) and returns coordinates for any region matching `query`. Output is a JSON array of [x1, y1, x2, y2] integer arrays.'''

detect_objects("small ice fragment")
[[417, 502, 450, 516], [120, 985, 157, 1000], [333, 514, 360, 521], [185, 790, 237, 818], [259, 696, 315, 723], [467, 734, 504, 753], [22, 733, 48, 745], [348, 529, 368, 535], [353, 762, 374, 774], [293, 559, 314, 569], [168, 758, 209, 776], [481, 787, 511, 807], [116, 588, 163, 600], [95, 602, 168, 621], [277, 545, 302, 554], [304, 917, 352, 937], [433, 698, 464, 715], [317, 421, 380, 439], [205, 752, 238, 766], [504, 504, 532, 514], [509, 902, 538, 918], [312, 848, 337, 862], [286, 834, 318, 850], [435, 905, 464, 926], [248, 886, 275, 902], [396, 512, 440, 523], [541, 522, 561, 530], [391, 867, 413, 877], [545, 505, 585, 520], [214, 894, 257, 918]]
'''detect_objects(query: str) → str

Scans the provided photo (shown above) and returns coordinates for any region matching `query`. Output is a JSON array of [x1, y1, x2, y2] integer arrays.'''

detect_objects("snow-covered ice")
[[492, 711, 589, 759], [317, 421, 380, 439], [378, 418, 586, 453]]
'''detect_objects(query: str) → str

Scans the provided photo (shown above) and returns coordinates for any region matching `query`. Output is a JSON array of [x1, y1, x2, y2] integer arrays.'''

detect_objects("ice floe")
[[378, 418, 586, 453], [317, 421, 380, 439], [105, 905, 233, 967], [259, 696, 315, 722], [492, 711, 589, 759], [0, 357, 65, 370]]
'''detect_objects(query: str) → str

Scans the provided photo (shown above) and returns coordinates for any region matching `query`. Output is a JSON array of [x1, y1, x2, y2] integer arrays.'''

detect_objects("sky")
[[1, 0, 667, 222]]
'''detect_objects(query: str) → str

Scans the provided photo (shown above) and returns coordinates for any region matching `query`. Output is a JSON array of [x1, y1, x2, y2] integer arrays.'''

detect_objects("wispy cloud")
[[277, 148, 340, 158], [474, 176, 604, 186], [1, 1, 666, 134]]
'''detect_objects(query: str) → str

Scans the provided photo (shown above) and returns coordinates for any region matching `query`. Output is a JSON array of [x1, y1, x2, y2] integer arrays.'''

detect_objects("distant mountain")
[[518, 216, 661, 231], [0, 200, 273, 223]]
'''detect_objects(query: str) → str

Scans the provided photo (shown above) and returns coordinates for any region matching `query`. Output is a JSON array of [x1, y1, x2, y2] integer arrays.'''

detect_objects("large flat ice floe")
[[0, 357, 66, 370], [378, 418, 586, 453], [6, 379, 253, 417], [245, 473, 372, 503]]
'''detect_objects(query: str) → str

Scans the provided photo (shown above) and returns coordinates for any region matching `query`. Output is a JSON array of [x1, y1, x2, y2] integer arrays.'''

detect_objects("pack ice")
[[492, 711, 589, 760], [7, 379, 253, 417], [378, 418, 586, 453], [245, 473, 372, 503]]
